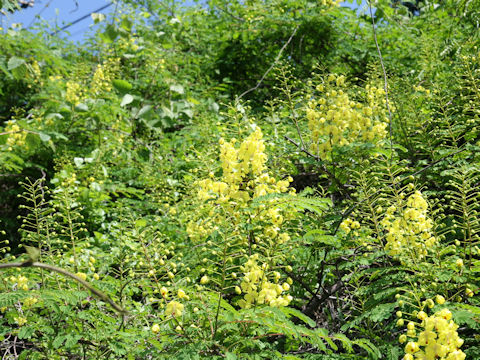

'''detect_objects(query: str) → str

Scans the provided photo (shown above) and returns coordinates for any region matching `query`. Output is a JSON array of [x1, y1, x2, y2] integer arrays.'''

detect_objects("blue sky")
[[0, 0, 113, 42], [1, 0, 363, 43]]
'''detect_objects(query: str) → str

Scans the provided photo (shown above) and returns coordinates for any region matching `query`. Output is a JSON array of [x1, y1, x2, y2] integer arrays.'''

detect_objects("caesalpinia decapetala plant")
[[187, 127, 297, 308], [65, 57, 120, 105], [306, 74, 389, 160]]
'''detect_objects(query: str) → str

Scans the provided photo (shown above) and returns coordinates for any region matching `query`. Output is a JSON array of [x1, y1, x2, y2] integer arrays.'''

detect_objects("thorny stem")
[[0, 261, 128, 315]]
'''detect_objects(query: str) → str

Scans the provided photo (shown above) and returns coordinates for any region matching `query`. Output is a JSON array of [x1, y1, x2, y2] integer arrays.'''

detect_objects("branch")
[[0, 260, 128, 315], [284, 135, 351, 199], [368, 1, 394, 154], [237, 25, 299, 100]]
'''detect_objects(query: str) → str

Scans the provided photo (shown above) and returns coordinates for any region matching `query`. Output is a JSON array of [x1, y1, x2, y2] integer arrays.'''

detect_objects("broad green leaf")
[[101, 24, 118, 43], [91, 13, 106, 23], [75, 103, 89, 112], [113, 79, 133, 93], [170, 84, 184, 94], [38, 132, 51, 142], [7, 56, 27, 79], [121, 94, 134, 107]]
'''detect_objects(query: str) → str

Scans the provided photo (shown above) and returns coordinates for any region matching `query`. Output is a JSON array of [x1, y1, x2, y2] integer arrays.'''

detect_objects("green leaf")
[[7, 56, 27, 80], [38, 132, 51, 142], [138, 105, 153, 119], [101, 24, 118, 43], [304, 230, 340, 247], [121, 18, 133, 32], [279, 307, 316, 327], [113, 79, 133, 93], [121, 94, 134, 107], [65, 334, 82, 348], [7, 56, 26, 71], [170, 84, 184, 94], [149, 338, 165, 351], [75, 103, 89, 112], [52, 335, 67, 349], [17, 326, 35, 339], [91, 12, 106, 24]]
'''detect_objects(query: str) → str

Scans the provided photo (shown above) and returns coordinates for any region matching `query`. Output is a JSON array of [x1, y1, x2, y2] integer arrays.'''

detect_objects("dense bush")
[[0, 0, 479, 359]]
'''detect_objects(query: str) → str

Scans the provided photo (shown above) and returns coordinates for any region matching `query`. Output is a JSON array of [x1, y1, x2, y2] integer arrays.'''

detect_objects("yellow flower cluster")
[[339, 218, 361, 234], [65, 80, 84, 105], [30, 60, 42, 86], [9, 275, 29, 291], [319, 0, 342, 7], [23, 296, 38, 308], [306, 74, 388, 160], [187, 127, 295, 244], [14, 316, 27, 326], [401, 308, 465, 360], [237, 254, 292, 308], [381, 191, 436, 260], [4, 121, 27, 149], [187, 127, 297, 307], [91, 57, 120, 96], [116, 37, 139, 53]]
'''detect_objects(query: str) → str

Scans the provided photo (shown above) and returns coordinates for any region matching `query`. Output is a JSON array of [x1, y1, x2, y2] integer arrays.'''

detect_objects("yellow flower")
[[200, 275, 209, 284], [405, 342, 419, 354], [417, 311, 427, 321], [76, 272, 87, 281], [14, 316, 27, 326], [437, 308, 452, 320], [177, 289, 186, 299], [165, 301, 184, 317], [435, 295, 446, 305], [151, 324, 160, 334]]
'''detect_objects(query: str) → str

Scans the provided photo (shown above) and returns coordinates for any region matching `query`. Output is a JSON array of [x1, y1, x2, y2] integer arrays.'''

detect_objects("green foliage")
[[0, 0, 480, 358]]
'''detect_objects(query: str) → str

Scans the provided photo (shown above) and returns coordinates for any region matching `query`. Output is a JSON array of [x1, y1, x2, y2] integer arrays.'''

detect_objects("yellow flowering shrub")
[[187, 127, 296, 248], [64, 57, 120, 105], [90, 57, 120, 96], [187, 127, 297, 308], [381, 191, 436, 260], [306, 74, 388, 160]]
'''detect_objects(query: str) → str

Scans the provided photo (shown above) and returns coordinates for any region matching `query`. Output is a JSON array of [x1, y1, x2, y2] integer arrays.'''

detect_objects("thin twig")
[[215, 5, 245, 22], [237, 25, 299, 100], [368, 1, 393, 155]]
